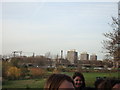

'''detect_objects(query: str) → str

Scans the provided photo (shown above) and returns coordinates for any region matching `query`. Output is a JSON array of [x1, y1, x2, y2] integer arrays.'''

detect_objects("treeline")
[[2, 57, 48, 80], [2, 57, 69, 80]]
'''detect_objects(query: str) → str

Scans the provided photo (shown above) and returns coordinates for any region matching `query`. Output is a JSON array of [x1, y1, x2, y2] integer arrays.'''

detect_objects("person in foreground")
[[95, 78, 120, 90], [72, 72, 86, 90], [44, 73, 75, 90]]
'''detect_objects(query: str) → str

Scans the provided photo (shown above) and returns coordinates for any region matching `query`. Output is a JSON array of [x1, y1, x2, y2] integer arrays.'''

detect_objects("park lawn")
[[83, 72, 119, 87], [2, 72, 120, 88], [2, 79, 46, 88], [62, 72, 119, 87]]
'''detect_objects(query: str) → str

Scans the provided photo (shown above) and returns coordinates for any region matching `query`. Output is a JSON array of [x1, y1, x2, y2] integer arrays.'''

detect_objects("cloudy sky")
[[1, 0, 119, 59]]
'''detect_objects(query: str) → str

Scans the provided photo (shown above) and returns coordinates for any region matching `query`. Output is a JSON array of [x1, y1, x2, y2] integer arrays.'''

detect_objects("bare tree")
[[45, 52, 51, 58], [102, 17, 120, 68], [45, 52, 53, 67]]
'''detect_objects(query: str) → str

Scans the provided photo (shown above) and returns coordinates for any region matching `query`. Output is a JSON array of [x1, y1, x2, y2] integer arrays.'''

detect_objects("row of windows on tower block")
[[67, 50, 97, 64], [80, 53, 97, 60]]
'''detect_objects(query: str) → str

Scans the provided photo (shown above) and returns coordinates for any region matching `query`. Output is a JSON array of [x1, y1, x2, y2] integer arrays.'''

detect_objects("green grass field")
[[62, 72, 119, 87], [2, 72, 119, 88]]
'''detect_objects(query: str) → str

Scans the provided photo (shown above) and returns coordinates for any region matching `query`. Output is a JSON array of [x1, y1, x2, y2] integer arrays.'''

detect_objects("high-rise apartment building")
[[67, 50, 78, 64], [90, 54, 97, 61], [80, 52, 89, 60]]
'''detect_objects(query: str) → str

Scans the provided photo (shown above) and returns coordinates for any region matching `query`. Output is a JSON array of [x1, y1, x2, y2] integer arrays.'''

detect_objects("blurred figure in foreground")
[[112, 79, 120, 90], [44, 73, 75, 90], [95, 77, 120, 90]]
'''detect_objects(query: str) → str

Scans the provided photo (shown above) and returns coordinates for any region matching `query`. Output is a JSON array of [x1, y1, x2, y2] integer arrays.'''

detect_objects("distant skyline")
[[1, 1, 119, 60]]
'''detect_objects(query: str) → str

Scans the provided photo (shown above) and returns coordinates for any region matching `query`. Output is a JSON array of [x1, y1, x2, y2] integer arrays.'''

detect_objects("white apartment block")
[[67, 50, 78, 64]]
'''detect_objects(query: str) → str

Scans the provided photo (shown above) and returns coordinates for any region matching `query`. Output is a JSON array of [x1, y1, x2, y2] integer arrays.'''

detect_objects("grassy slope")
[[2, 72, 119, 88], [3, 79, 46, 88], [63, 72, 119, 87]]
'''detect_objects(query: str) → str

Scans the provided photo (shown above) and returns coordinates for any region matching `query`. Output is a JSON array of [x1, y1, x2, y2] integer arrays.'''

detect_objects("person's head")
[[94, 78, 104, 89], [44, 73, 75, 90], [96, 78, 120, 90], [72, 72, 85, 89], [111, 79, 120, 89], [112, 83, 120, 89]]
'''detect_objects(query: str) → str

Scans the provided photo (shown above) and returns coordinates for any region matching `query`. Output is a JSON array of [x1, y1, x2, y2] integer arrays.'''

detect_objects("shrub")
[[7, 66, 21, 80], [2, 61, 13, 78], [52, 68, 60, 74], [29, 68, 46, 78], [20, 67, 30, 78], [46, 68, 55, 72]]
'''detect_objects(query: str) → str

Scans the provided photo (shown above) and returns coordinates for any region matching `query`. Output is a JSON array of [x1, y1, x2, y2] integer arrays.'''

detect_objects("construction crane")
[[12, 51, 22, 57], [12, 51, 35, 57]]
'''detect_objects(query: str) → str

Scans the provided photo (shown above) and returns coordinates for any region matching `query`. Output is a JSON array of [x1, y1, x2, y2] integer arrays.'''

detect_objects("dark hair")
[[110, 79, 120, 87], [82, 87, 96, 90], [44, 73, 74, 90], [94, 77, 105, 89], [97, 79, 112, 90], [72, 72, 86, 88], [96, 78, 120, 90]]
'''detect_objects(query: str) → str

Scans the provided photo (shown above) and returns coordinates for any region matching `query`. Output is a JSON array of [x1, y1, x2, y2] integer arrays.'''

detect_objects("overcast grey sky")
[[1, 0, 119, 59]]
